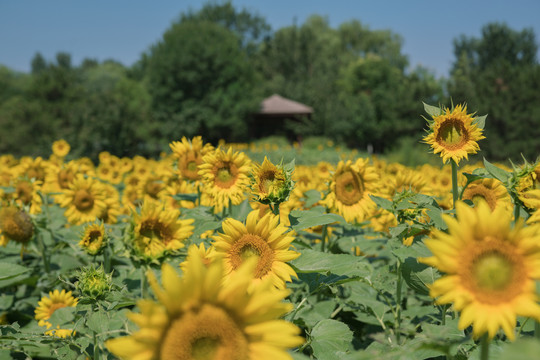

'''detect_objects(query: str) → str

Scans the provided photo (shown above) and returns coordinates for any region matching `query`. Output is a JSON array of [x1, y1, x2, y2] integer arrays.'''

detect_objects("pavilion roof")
[[258, 94, 313, 115]]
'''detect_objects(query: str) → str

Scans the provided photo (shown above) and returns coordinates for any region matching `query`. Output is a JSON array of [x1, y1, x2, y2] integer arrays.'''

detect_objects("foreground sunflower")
[[423, 104, 485, 165], [322, 158, 379, 223], [131, 200, 194, 261], [34, 289, 78, 338], [211, 210, 299, 289], [420, 202, 540, 340], [105, 253, 304, 360], [199, 147, 251, 213]]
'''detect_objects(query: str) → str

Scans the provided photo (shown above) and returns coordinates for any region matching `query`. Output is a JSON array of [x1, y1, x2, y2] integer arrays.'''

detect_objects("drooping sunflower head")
[[106, 250, 303, 360], [420, 201, 540, 340], [250, 157, 293, 205], [52, 139, 70, 158], [199, 147, 252, 213], [0, 205, 34, 245], [79, 222, 107, 256], [423, 104, 485, 165], [34, 289, 78, 338], [131, 200, 194, 261], [212, 209, 299, 289], [323, 158, 379, 223]]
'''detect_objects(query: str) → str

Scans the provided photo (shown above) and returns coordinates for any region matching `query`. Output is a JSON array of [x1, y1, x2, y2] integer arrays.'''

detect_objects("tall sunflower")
[[34, 289, 78, 338], [55, 174, 108, 225], [322, 158, 379, 223], [199, 147, 251, 213], [106, 252, 303, 360], [211, 210, 299, 289], [52, 139, 70, 158], [131, 200, 194, 261], [170, 136, 214, 182], [423, 104, 485, 165], [420, 202, 540, 340]]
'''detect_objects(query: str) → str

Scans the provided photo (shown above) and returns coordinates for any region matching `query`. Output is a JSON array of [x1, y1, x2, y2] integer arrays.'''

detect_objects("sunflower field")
[[2, 103, 540, 360]]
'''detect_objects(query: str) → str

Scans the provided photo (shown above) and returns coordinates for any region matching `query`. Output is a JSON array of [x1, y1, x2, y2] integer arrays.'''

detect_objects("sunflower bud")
[[76, 265, 112, 300], [250, 157, 294, 205]]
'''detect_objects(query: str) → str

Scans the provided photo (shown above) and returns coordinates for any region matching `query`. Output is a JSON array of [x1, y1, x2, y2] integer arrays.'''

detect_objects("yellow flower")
[[462, 178, 512, 213], [212, 210, 300, 289], [34, 289, 78, 338], [52, 139, 70, 158], [55, 174, 108, 225], [322, 158, 379, 223], [12, 178, 43, 214], [199, 147, 251, 213], [131, 200, 194, 261], [423, 104, 485, 165], [79, 222, 107, 255], [170, 136, 214, 181], [420, 202, 540, 340], [106, 252, 304, 360], [250, 157, 293, 205], [0, 206, 34, 246]]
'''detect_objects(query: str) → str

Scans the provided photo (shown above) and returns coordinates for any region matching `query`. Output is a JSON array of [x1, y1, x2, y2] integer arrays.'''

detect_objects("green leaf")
[[310, 319, 353, 360], [401, 258, 437, 296], [291, 249, 372, 278], [47, 306, 76, 327], [495, 338, 540, 360], [370, 195, 393, 212], [0, 262, 30, 281], [472, 114, 487, 129], [483, 158, 510, 183], [423, 102, 442, 118], [0, 295, 13, 310], [289, 208, 344, 231], [87, 311, 108, 334], [172, 193, 198, 202], [303, 189, 322, 208]]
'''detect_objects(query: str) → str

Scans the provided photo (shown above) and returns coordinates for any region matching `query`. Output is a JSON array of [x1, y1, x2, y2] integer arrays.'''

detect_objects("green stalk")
[[395, 260, 403, 343], [514, 203, 520, 222], [535, 321, 540, 340], [480, 334, 490, 360], [103, 246, 111, 274], [36, 230, 51, 273], [320, 224, 328, 252], [140, 265, 148, 298], [271, 202, 280, 216], [451, 159, 459, 209]]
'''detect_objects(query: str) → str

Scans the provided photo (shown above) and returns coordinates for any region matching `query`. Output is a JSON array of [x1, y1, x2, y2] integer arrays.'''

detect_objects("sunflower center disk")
[[229, 234, 274, 278], [473, 252, 514, 291], [0, 209, 34, 242], [437, 119, 469, 150], [181, 153, 201, 180], [160, 304, 249, 360], [259, 170, 277, 194], [463, 185, 497, 210], [15, 182, 33, 204], [215, 164, 238, 189], [335, 171, 364, 206], [74, 189, 95, 211]]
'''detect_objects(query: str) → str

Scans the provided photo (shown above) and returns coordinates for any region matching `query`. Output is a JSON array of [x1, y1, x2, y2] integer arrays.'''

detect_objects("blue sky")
[[1, 0, 539, 77]]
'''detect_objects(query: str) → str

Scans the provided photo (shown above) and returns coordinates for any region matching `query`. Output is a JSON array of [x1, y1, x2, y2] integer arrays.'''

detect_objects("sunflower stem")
[[395, 260, 403, 344], [514, 203, 520, 222], [270, 202, 280, 216], [92, 306, 100, 360], [36, 229, 51, 273], [535, 320, 540, 340], [480, 334, 490, 360], [103, 245, 111, 274], [320, 224, 328, 252], [140, 265, 148, 298], [451, 159, 459, 209]]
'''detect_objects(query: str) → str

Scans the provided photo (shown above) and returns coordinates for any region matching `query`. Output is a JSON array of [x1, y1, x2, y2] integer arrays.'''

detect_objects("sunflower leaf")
[[483, 158, 510, 183], [291, 249, 372, 278], [172, 193, 198, 202], [472, 114, 487, 129], [370, 195, 393, 212], [310, 319, 353, 360], [423, 102, 442, 118], [289, 208, 344, 231], [0, 262, 30, 281]]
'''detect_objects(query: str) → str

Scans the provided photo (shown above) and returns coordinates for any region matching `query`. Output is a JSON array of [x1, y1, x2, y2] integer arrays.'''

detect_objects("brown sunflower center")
[[0, 208, 34, 243], [181, 152, 202, 181], [58, 171, 74, 189], [140, 220, 173, 244], [15, 182, 33, 205], [460, 239, 526, 304], [229, 234, 274, 278], [463, 184, 497, 211], [74, 189, 95, 211], [436, 118, 469, 150], [145, 180, 163, 199], [259, 170, 278, 194], [88, 230, 103, 243], [215, 163, 238, 189], [27, 166, 45, 181], [159, 304, 248, 360], [335, 171, 364, 206]]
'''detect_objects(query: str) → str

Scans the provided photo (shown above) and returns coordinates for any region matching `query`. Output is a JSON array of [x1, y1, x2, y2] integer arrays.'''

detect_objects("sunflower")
[[52, 139, 70, 158], [420, 202, 540, 340], [55, 174, 108, 225], [423, 104, 485, 165], [79, 222, 107, 256], [0, 206, 34, 246], [12, 178, 43, 214], [250, 157, 293, 205], [131, 200, 194, 261], [34, 289, 78, 338], [322, 158, 379, 223], [211, 210, 299, 289], [199, 147, 251, 213], [180, 243, 217, 273], [170, 136, 214, 182], [462, 178, 512, 213], [14, 156, 48, 182], [105, 252, 303, 360]]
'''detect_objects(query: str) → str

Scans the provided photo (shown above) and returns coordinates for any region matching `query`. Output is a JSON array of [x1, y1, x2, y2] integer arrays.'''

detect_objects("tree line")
[[0, 2, 539, 161]]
